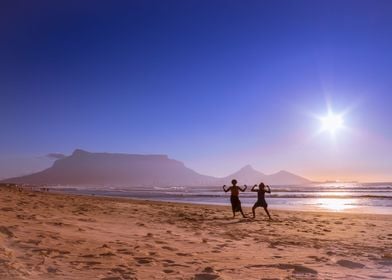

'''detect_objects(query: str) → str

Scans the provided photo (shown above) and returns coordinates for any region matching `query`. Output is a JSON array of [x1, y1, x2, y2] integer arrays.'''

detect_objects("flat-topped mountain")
[[3, 149, 311, 187], [3, 149, 216, 187]]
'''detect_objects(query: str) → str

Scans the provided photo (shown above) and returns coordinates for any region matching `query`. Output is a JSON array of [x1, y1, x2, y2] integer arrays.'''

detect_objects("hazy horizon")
[[1, 1, 392, 182], [0, 149, 391, 183]]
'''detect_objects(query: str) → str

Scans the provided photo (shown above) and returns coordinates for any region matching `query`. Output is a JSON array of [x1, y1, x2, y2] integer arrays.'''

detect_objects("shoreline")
[[37, 188, 392, 217], [1, 185, 391, 279], [50, 188, 392, 216]]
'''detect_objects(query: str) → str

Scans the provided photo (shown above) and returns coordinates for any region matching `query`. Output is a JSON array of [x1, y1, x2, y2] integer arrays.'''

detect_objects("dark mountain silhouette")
[[2, 149, 311, 187], [3, 149, 216, 187]]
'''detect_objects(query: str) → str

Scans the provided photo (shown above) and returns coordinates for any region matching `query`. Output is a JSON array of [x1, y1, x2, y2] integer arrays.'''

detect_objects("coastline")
[[0, 185, 391, 279], [51, 187, 392, 215]]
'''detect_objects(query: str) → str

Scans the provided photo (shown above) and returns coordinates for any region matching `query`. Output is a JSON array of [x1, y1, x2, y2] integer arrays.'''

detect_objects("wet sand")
[[0, 185, 391, 279]]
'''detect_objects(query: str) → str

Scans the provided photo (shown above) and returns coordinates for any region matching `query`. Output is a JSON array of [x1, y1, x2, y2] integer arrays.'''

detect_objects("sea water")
[[53, 182, 392, 214]]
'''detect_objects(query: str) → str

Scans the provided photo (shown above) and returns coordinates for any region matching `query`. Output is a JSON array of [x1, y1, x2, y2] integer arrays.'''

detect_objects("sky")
[[1, 0, 392, 182]]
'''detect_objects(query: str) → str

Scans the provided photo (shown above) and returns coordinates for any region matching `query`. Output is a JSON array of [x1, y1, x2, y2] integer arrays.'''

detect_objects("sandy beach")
[[0, 185, 391, 280]]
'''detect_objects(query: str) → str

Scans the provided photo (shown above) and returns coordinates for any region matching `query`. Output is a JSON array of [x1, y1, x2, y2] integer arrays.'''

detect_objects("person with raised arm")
[[223, 179, 247, 218], [251, 182, 272, 220]]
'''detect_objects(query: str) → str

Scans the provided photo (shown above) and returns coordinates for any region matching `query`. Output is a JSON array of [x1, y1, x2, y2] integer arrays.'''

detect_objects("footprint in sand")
[[336, 259, 365, 269], [186, 261, 202, 265], [0, 226, 14, 238], [99, 252, 116, 257], [110, 266, 136, 279], [116, 249, 133, 255], [194, 273, 220, 280], [247, 263, 318, 276], [162, 246, 177, 251], [47, 266, 58, 273], [80, 254, 96, 258], [202, 267, 214, 273], [134, 257, 154, 265], [308, 255, 329, 262], [70, 260, 101, 267], [110, 267, 124, 274], [286, 264, 318, 276], [176, 252, 192, 257]]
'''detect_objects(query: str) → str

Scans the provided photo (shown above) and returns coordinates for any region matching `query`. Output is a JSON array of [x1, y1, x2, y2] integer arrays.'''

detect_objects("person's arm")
[[239, 185, 247, 192], [266, 185, 271, 193], [251, 184, 257, 192], [222, 185, 229, 192]]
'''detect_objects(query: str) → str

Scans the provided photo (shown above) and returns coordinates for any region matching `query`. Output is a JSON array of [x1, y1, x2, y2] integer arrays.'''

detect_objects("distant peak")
[[72, 149, 89, 156], [240, 164, 254, 171], [234, 165, 265, 176], [276, 170, 291, 174]]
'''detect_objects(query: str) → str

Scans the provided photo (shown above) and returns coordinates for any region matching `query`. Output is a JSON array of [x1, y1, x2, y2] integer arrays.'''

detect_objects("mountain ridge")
[[2, 149, 311, 187]]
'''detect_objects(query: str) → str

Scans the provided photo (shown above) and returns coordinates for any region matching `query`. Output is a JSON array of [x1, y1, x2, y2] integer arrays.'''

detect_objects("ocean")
[[52, 182, 392, 215]]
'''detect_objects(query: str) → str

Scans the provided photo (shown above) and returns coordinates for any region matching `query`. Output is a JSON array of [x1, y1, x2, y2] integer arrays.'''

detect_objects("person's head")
[[259, 182, 265, 190], [231, 179, 237, 186]]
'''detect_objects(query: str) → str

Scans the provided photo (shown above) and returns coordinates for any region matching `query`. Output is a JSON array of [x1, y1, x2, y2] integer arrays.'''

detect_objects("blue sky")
[[1, 1, 391, 181]]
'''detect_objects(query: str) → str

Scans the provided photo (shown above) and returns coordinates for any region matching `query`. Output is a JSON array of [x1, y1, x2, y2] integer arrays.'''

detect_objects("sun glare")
[[320, 112, 344, 134], [316, 198, 356, 211]]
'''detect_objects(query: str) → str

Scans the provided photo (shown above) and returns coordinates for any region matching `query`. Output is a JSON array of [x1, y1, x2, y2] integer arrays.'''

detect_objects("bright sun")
[[320, 112, 344, 134]]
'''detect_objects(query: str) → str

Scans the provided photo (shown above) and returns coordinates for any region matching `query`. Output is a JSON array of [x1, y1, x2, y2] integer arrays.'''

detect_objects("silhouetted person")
[[251, 182, 272, 220], [223, 179, 247, 218]]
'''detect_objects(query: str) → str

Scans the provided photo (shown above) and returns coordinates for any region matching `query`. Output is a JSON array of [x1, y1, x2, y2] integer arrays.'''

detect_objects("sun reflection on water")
[[316, 198, 357, 211]]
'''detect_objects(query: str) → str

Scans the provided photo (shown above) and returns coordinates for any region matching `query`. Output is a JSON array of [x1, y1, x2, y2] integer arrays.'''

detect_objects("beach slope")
[[0, 185, 391, 279]]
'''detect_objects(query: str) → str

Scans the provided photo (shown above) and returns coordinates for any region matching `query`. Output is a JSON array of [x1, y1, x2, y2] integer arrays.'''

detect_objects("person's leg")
[[231, 197, 236, 218], [263, 206, 272, 220], [252, 204, 258, 218], [237, 199, 246, 218], [240, 208, 246, 218]]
